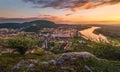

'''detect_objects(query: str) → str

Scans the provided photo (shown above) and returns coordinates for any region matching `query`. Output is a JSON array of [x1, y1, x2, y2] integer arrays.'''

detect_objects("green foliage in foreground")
[[68, 38, 120, 60], [0, 53, 57, 72], [8, 36, 38, 55], [0, 53, 120, 72], [13, 56, 120, 72], [1, 37, 120, 72], [73, 58, 120, 72]]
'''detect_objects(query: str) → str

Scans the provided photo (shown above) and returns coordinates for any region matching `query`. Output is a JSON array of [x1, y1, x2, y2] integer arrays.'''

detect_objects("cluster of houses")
[[23, 28, 80, 50], [0, 28, 18, 37], [41, 28, 80, 38], [0, 27, 88, 55], [0, 27, 85, 50]]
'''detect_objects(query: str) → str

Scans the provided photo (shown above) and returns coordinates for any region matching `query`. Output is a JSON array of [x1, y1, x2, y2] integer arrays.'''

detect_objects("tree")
[[8, 36, 37, 55]]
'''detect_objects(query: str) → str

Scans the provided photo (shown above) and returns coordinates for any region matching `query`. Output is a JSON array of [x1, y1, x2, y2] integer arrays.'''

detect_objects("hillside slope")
[[0, 20, 56, 29]]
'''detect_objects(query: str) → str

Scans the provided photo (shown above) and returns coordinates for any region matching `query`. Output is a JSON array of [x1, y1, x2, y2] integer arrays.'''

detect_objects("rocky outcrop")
[[56, 52, 95, 65], [12, 59, 38, 71], [12, 52, 96, 72]]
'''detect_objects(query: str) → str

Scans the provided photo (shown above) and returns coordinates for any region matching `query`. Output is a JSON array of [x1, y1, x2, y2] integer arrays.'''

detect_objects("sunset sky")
[[0, 0, 120, 24]]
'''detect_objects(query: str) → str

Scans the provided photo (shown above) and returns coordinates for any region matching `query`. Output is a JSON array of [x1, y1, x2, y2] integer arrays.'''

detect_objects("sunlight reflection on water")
[[79, 26, 109, 43]]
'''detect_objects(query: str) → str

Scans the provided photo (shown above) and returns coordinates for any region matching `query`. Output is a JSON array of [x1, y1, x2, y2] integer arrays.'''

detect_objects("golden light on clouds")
[[57, 3, 120, 24], [1, 0, 120, 24]]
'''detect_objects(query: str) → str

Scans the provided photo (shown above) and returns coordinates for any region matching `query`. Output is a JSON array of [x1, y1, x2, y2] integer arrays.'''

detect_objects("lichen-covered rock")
[[56, 52, 95, 65], [48, 59, 57, 65]]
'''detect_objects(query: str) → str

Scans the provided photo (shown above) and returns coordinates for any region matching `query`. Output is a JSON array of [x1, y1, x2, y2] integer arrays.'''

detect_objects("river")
[[79, 26, 109, 43]]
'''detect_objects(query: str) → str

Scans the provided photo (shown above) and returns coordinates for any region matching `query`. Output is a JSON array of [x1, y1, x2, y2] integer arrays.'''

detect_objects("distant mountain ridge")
[[0, 20, 56, 29]]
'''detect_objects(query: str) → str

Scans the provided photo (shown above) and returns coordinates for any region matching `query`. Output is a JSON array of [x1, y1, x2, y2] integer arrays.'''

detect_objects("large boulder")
[[56, 52, 95, 65]]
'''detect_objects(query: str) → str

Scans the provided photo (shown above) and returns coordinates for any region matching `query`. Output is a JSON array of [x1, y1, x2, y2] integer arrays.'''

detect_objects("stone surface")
[[13, 59, 38, 70], [56, 52, 95, 65], [48, 59, 57, 65], [12, 52, 95, 72]]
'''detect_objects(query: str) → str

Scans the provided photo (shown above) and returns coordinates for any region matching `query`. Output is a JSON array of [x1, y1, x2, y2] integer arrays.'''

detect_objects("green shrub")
[[36, 48, 45, 55], [8, 36, 38, 55]]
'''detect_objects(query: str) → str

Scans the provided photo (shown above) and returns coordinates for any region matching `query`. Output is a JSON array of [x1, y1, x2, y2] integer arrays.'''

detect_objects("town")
[[0, 27, 84, 54]]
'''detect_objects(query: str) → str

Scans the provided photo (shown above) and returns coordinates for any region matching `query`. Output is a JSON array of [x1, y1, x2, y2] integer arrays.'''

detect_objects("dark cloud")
[[65, 13, 73, 16], [23, 0, 90, 9], [22, 0, 120, 11], [0, 18, 39, 23]]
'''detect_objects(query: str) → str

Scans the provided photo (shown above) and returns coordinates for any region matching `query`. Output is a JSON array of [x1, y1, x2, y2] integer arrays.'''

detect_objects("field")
[[93, 24, 120, 38]]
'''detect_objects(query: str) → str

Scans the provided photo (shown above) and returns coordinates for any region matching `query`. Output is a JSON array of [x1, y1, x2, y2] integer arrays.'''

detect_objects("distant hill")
[[23, 26, 42, 32], [0, 20, 56, 32], [0, 20, 56, 28], [0, 23, 21, 29], [22, 20, 56, 28]]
